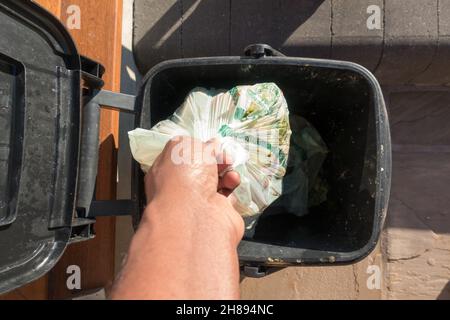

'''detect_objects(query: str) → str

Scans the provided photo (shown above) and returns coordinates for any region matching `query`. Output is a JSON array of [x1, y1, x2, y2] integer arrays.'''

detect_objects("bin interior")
[[144, 61, 377, 255]]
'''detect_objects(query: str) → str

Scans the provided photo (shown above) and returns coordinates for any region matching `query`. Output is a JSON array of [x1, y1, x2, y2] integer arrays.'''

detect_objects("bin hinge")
[[242, 265, 282, 278], [81, 55, 105, 89], [70, 200, 134, 243], [83, 200, 135, 218], [69, 217, 96, 244], [244, 44, 285, 58], [80, 54, 136, 114], [76, 88, 136, 220], [242, 265, 268, 278], [90, 89, 136, 113], [74, 56, 136, 242]]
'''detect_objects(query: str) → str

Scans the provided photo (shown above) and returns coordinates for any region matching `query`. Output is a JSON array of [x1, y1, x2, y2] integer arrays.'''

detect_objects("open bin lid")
[[0, 0, 82, 293]]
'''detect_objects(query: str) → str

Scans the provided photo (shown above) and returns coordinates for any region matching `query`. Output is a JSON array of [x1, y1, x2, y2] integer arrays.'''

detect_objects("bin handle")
[[77, 56, 136, 219], [244, 44, 285, 58]]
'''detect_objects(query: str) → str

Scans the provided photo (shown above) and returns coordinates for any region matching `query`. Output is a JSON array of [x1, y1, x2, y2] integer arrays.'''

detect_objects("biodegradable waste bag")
[[243, 115, 328, 237], [276, 115, 328, 216], [129, 83, 292, 217]]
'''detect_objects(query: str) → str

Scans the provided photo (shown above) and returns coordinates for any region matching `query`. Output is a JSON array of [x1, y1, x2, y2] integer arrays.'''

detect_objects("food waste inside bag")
[[129, 82, 328, 218]]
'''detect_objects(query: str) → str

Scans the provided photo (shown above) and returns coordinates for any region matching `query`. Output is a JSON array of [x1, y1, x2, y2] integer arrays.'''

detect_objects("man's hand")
[[144, 136, 244, 243], [111, 136, 244, 300]]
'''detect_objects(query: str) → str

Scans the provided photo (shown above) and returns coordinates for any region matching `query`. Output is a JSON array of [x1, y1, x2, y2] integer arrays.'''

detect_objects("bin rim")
[[135, 55, 392, 267]]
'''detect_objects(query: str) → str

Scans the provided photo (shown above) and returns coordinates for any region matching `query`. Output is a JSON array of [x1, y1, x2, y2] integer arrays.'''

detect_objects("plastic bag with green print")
[[128, 83, 292, 217]]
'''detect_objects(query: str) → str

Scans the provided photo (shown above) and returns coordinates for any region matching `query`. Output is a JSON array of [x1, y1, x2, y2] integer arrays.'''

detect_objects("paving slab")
[[413, 0, 450, 85], [331, 0, 383, 71], [375, 0, 438, 84], [134, 0, 182, 73], [181, 0, 230, 58], [277, 0, 332, 59]]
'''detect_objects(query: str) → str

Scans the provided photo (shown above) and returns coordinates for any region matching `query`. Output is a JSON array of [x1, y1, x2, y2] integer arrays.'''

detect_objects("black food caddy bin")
[[0, 0, 391, 293]]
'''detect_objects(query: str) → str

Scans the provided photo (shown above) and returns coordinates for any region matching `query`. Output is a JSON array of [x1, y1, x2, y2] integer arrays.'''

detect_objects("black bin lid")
[[0, 0, 81, 293]]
